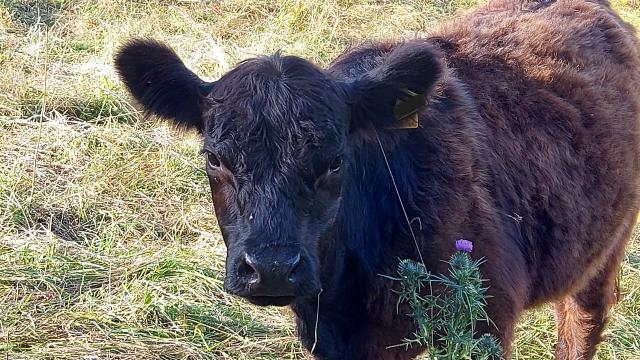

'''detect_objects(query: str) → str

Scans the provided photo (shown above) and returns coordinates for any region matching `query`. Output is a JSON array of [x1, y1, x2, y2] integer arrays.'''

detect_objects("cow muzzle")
[[224, 246, 320, 306]]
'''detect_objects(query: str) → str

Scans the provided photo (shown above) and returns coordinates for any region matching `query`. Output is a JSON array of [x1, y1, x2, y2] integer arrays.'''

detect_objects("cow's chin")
[[246, 296, 296, 307]]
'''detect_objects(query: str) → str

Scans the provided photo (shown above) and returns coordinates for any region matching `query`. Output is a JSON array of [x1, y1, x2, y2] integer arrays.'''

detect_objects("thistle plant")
[[393, 240, 504, 360]]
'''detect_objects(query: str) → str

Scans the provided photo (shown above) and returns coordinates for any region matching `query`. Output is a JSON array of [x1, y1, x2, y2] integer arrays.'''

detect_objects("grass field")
[[1, 0, 639, 359]]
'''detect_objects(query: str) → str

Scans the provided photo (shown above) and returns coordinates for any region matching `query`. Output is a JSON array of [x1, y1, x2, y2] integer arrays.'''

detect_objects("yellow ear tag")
[[387, 89, 427, 129]]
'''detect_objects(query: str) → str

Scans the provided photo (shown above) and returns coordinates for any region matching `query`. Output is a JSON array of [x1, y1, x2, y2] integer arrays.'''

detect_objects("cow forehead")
[[203, 56, 347, 170]]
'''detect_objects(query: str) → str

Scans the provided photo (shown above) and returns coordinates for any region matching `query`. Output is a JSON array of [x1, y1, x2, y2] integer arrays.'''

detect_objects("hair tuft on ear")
[[114, 38, 211, 131], [368, 41, 443, 94], [349, 41, 444, 133]]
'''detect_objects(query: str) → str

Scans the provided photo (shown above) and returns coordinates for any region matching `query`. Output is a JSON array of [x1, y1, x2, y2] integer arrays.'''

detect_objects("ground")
[[0, 0, 639, 359]]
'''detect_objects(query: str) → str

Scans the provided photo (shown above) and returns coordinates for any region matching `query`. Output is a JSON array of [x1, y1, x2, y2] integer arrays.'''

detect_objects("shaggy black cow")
[[115, 0, 640, 358]]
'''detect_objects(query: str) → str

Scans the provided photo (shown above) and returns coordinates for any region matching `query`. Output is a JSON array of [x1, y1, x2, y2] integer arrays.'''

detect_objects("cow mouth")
[[246, 295, 296, 307]]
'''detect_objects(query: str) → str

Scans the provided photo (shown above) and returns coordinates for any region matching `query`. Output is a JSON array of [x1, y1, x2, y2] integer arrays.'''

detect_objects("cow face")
[[115, 40, 442, 306]]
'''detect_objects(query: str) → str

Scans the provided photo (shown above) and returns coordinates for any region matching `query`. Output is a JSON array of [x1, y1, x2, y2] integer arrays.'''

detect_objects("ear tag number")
[[388, 89, 427, 129]]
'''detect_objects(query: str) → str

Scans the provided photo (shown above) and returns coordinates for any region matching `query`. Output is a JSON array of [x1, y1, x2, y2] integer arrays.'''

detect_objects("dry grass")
[[0, 0, 639, 359]]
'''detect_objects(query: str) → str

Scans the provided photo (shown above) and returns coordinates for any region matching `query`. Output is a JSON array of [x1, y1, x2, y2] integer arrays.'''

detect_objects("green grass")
[[1, 0, 639, 359]]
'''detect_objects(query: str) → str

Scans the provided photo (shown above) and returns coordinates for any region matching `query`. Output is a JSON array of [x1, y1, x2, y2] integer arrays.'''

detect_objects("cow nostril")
[[286, 252, 302, 283], [239, 252, 260, 285]]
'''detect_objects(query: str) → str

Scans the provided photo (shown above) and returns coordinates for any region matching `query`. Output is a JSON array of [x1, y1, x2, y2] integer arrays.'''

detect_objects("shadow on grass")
[[160, 302, 271, 339], [1, 0, 66, 28], [47, 208, 112, 243], [626, 251, 640, 270], [4, 201, 112, 244], [18, 89, 138, 125]]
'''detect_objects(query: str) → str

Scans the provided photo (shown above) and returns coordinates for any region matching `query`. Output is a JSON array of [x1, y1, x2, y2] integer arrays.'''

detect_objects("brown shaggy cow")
[[114, 0, 640, 358]]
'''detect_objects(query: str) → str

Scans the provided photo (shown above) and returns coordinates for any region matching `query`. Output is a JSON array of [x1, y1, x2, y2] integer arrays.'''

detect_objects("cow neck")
[[335, 132, 424, 282]]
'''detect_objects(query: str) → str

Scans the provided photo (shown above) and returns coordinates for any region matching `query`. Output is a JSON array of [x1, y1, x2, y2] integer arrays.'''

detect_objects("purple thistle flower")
[[456, 239, 473, 253]]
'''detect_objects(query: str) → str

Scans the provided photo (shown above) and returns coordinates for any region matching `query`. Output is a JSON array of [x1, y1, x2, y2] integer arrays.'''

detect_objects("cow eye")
[[328, 155, 342, 175], [207, 152, 221, 169]]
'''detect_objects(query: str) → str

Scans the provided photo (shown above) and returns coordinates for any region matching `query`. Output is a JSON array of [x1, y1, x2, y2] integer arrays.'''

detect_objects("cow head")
[[115, 39, 442, 306]]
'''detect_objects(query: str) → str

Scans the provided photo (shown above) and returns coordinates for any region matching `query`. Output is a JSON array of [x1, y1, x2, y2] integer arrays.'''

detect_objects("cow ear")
[[347, 41, 443, 136], [114, 39, 213, 132]]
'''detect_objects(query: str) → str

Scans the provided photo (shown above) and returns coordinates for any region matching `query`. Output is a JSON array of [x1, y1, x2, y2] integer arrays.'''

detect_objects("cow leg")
[[477, 295, 521, 358], [473, 253, 529, 359], [553, 243, 626, 360]]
